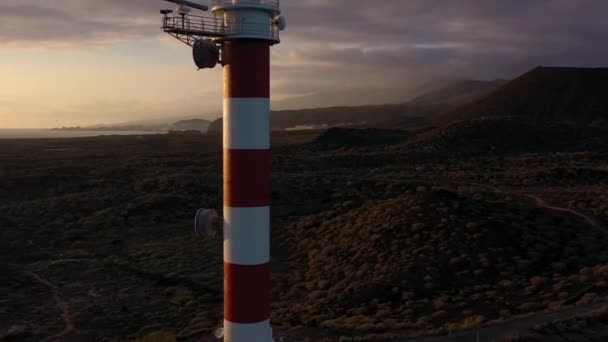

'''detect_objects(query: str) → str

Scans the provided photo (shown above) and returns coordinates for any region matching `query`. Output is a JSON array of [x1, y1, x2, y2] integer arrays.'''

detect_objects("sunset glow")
[[1, 0, 607, 127]]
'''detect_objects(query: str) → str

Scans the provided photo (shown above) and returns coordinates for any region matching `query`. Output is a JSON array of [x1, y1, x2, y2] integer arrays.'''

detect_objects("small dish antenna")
[[214, 326, 224, 339], [193, 39, 220, 69], [274, 15, 287, 31], [194, 208, 221, 238]]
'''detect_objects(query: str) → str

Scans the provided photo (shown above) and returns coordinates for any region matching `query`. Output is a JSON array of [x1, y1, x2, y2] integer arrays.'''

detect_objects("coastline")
[[0, 128, 164, 139]]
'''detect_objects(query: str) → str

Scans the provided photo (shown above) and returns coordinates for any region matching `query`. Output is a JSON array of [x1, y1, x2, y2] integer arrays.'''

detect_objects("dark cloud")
[[2, 0, 607, 105], [0, 0, 159, 45], [274, 0, 608, 102]]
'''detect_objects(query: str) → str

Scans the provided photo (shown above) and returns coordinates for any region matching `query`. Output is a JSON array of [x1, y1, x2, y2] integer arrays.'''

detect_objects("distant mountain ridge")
[[439, 66, 608, 125], [54, 118, 213, 132], [207, 104, 438, 133], [208, 79, 505, 132], [408, 79, 507, 107], [170, 119, 210, 132]]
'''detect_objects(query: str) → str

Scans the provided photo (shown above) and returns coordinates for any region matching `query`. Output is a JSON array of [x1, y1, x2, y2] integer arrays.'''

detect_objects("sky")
[[1, 0, 607, 128]]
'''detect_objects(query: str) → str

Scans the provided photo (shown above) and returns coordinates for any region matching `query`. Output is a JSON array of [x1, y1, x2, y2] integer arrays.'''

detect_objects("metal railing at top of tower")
[[162, 13, 225, 35], [163, 13, 280, 40], [212, 0, 280, 8]]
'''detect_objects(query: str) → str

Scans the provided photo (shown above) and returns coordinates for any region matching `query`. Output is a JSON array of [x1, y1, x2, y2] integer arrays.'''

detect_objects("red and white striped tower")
[[212, 1, 283, 341], [160, 0, 285, 340]]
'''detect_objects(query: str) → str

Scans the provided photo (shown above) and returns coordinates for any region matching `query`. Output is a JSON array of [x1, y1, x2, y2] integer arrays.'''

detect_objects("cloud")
[[4, 1, 607, 67], [0, 1, 160, 47], [1, 0, 608, 126]]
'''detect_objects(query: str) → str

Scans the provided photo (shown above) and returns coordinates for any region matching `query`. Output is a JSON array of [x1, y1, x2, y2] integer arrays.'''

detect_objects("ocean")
[[0, 129, 163, 139]]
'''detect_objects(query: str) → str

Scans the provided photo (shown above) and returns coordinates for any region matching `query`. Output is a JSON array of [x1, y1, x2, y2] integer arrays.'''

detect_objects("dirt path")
[[24, 269, 75, 341], [468, 183, 607, 234], [524, 193, 608, 234]]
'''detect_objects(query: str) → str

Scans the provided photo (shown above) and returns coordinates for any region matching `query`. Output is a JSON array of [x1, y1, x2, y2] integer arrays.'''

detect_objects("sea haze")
[[0, 129, 162, 139]]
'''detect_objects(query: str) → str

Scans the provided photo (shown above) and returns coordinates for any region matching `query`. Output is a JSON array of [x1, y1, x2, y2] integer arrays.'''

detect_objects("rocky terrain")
[[1, 118, 608, 341], [2, 67, 608, 341]]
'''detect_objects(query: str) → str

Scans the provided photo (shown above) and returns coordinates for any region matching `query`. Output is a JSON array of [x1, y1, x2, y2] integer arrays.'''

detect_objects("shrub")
[[499, 309, 512, 318], [459, 315, 485, 330], [530, 276, 546, 287], [577, 292, 598, 305], [431, 310, 448, 320], [517, 302, 540, 312]]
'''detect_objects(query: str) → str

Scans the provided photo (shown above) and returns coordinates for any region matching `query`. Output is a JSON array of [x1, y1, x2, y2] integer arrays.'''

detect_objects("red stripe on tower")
[[224, 263, 271, 322], [222, 38, 272, 341], [224, 41, 270, 98], [224, 149, 271, 207]]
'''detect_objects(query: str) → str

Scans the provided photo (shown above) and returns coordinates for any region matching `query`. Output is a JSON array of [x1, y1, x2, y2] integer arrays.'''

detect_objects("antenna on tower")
[[194, 208, 220, 238], [274, 15, 287, 31], [162, 0, 209, 12], [160, 0, 284, 67]]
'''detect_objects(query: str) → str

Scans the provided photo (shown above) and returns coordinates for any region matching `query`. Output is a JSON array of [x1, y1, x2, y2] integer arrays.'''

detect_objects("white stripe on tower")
[[223, 206, 270, 264], [222, 39, 272, 342], [223, 98, 270, 150], [223, 320, 273, 341]]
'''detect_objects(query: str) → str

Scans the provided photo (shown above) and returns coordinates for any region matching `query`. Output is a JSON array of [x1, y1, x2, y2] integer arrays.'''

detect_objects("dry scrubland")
[[1, 119, 608, 341]]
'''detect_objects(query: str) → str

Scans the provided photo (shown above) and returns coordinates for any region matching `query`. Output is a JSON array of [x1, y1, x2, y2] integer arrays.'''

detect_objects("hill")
[[206, 79, 507, 133], [440, 66, 608, 125], [277, 188, 608, 332], [207, 104, 439, 132], [403, 116, 608, 155], [271, 87, 412, 111], [170, 119, 210, 132], [408, 79, 506, 107]]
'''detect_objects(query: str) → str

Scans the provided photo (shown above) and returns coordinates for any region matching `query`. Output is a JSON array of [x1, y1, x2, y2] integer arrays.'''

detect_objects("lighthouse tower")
[[214, 1, 279, 341], [160, 1, 284, 341]]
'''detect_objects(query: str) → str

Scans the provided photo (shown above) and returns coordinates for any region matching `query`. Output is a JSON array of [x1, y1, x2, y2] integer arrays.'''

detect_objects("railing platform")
[[162, 13, 280, 45], [163, 14, 226, 37]]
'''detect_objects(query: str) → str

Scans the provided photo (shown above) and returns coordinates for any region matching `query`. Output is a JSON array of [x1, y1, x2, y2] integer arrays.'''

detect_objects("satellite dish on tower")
[[214, 327, 224, 339], [274, 15, 287, 31], [193, 39, 220, 69], [194, 208, 220, 238]]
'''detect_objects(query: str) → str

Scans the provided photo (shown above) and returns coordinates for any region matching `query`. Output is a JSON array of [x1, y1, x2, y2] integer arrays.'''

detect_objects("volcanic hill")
[[206, 79, 505, 133], [402, 116, 608, 156], [275, 188, 608, 333], [440, 66, 608, 125], [408, 79, 507, 107]]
